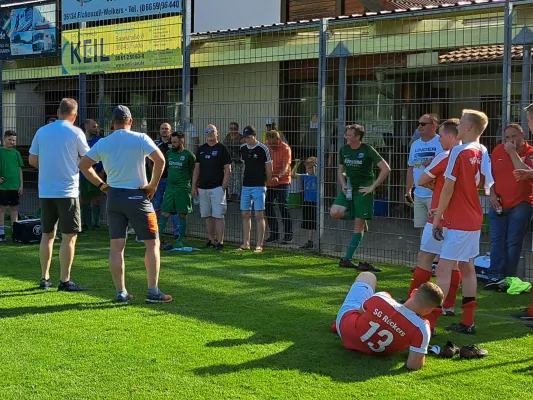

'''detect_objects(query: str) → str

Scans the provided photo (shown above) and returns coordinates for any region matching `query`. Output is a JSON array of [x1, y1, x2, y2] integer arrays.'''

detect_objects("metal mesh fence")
[[3, 0, 533, 279]]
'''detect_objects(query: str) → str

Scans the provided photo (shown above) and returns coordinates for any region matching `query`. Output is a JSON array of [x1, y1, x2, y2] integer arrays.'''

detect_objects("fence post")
[[316, 18, 328, 253], [0, 61, 3, 135], [502, 0, 513, 137], [78, 22, 87, 125], [181, 0, 192, 131], [98, 74, 105, 131], [521, 45, 531, 137]]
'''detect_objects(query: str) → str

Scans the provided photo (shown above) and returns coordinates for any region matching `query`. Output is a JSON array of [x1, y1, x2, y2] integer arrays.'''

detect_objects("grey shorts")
[[107, 188, 158, 241], [40, 198, 81, 234]]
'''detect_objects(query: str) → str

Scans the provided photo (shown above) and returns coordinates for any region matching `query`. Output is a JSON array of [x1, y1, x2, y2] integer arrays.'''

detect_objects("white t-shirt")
[[29, 120, 90, 198], [408, 135, 443, 198], [86, 129, 158, 189]]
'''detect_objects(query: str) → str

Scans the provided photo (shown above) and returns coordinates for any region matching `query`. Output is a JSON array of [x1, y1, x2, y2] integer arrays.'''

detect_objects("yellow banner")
[[61, 16, 182, 75]]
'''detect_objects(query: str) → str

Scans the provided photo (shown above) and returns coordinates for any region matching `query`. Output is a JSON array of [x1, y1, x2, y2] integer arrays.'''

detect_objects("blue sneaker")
[[39, 278, 53, 290], [145, 290, 172, 303], [160, 242, 173, 251], [115, 293, 134, 304], [57, 281, 88, 292]]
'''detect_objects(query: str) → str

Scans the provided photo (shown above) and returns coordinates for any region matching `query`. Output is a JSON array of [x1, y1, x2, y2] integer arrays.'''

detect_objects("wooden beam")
[[336, 0, 344, 16]]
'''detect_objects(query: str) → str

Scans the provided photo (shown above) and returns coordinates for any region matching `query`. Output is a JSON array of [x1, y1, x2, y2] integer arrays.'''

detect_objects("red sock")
[[443, 270, 462, 309], [408, 267, 433, 298], [461, 300, 477, 327], [330, 320, 338, 333], [425, 308, 442, 330]]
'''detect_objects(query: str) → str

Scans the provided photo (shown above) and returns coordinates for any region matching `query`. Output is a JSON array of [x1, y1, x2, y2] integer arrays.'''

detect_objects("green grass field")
[[1, 232, 533, 399]]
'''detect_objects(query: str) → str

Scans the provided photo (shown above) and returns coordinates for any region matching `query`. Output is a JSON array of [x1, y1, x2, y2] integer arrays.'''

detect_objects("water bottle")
[[346, 177, 353, 200], [193, 195, 200, 206]]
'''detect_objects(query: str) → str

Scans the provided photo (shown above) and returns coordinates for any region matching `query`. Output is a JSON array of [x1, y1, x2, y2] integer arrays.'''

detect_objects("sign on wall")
[[0, 2, 57, 60], [62, 0, 182, 24], [61, 16, 182, 75]]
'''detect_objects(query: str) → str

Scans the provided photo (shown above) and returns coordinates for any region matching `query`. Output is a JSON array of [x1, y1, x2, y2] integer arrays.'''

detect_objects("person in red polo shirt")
[[484, 124, 533, 290]]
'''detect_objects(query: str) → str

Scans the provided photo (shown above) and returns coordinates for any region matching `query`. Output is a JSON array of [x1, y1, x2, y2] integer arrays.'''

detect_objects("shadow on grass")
[[1, 237, 532, 383]]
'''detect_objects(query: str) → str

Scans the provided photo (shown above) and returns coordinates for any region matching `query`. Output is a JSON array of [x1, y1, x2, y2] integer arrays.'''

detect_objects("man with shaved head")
[[79, 119, 103, 232], [192, 124, 232, 251], [152, 122, 180, 245]]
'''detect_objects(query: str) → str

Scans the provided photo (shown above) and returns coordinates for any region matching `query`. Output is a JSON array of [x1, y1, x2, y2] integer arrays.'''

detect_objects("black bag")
[[12, 219, 42, 244]]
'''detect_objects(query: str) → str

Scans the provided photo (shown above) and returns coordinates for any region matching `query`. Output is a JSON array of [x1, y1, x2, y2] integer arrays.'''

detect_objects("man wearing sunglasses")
[[192, 124, 232, 251], [406, 114, 443, 234]]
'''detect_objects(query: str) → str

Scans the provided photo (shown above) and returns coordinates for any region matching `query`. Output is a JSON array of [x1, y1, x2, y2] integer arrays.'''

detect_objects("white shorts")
[[199, 186, 227, 219], [336, 282, 374, 339], [414, 196, 432, 228], [420, 222, 444, 255], [440, 229, 480, 262]]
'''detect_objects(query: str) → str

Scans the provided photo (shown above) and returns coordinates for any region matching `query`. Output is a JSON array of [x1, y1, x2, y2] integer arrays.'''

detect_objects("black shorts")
[[0, 190, 20, 207], [40, 198, 81, 234], [301, 201, 317, 230]]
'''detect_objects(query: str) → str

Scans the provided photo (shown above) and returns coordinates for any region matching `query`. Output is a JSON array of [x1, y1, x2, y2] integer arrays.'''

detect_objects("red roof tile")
[[439, 45, 525, 64]]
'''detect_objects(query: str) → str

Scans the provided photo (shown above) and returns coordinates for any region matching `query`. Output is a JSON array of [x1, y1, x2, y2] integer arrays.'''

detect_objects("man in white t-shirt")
[[405, 114, 443, 232], [29, 98, 90, 292], [79, 105, 172, 304]]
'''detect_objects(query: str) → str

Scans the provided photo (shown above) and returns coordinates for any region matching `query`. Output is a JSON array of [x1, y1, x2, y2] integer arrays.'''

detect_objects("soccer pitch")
[[0, 233, 532, 399]]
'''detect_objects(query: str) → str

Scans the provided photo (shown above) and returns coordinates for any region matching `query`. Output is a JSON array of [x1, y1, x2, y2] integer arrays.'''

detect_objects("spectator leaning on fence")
[[192, 124, 232, 252], [238, 125, 272, 253], [223, 122, 245, 202], [330, 124, 390, 271], [158, 131, 196, 250], [0, 130, 24, 242], [265, 130, 293, 244], [79, 119, 103, 233], [29, 98, 90, 292], [79, 105, 172, 304], [484, 123, 533, 290], [405, 114, 443, 234], [291, 157, 318, 250], [152, 122, 180, 240]]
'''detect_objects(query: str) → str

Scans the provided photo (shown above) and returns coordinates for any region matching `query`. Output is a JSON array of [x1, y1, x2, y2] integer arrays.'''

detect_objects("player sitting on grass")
[[429, 110, 493, 335], [331, 271, 444, 371], [406, 119, 462, 317]]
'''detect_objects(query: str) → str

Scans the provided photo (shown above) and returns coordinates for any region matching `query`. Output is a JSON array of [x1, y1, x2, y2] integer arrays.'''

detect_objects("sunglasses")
[[205, 129, 217, 134]]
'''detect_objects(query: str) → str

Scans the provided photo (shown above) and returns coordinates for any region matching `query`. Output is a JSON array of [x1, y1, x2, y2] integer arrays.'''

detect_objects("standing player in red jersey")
[[430, 110, 494, 335], [332, 272, 443, 371], [406, 119, 462, 317]]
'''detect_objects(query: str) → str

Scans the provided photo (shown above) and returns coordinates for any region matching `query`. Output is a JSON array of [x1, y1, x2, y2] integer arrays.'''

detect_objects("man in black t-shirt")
[[238, 126, 272, 253], [192, 124, 232, 251]]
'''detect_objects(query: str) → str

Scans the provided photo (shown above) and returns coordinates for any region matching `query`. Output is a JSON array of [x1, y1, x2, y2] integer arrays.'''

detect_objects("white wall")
[[192, 62, 280, 134], [194, 0, 281, 33]]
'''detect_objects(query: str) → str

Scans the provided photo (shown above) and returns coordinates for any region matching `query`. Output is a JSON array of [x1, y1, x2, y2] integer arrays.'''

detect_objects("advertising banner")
[[0, 2, 57, 60], [61, 16, 182, 75], [62, 0, 182, 24]]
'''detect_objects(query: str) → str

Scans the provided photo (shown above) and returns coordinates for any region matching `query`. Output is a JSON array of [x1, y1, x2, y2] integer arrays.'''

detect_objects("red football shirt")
[[424, 150, 450, 223], [491, 142, 533, 209], [339, 292, 431, 356], [442, 142, 492, 231]]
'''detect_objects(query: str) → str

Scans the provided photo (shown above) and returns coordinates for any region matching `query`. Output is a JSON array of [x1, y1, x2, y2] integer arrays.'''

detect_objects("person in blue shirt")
[[291, 157, 318, 249], [79, 119, 104, 232]]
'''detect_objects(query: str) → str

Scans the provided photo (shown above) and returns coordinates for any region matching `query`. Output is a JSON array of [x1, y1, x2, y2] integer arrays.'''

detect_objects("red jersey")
[[442, 143, 492, 231], [491, 142, 533, 209], [424, 150, 450, 223], [339, 292, 431, 356]]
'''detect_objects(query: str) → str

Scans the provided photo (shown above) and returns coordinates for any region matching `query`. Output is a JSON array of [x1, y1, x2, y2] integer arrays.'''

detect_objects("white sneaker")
[[127, 228, 136, 235], [135, 236, 144, 243]]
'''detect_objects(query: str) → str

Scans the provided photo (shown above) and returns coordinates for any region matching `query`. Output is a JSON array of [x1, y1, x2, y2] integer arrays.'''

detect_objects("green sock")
[[81, 204, 91, 226], [158, 216, 169, 236], [344, 233, 363, 261], [92, 205, 101, 226], [179, 217, 187, 240]]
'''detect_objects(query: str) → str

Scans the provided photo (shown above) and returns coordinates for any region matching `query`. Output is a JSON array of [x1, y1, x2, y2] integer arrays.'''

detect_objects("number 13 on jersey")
[[360, 321, 394, 353]]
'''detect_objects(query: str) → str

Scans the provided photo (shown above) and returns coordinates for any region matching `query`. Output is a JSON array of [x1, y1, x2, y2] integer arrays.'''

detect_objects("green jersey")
[[167, 149, 195, 189], [0, 147, 23, 191], [339, 143, 384, 188]]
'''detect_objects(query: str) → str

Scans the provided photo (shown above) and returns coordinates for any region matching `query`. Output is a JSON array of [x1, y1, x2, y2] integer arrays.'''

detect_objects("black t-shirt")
[[195, 142, 232, 189], [155, 138, 172, 178], [240, 142, 272, 187]]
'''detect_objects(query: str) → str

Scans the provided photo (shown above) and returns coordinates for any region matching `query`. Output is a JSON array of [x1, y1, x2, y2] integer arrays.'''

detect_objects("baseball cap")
[[243, 125, 256, 137], [111, 105, 132, 121], [266, 118, 275, 125]]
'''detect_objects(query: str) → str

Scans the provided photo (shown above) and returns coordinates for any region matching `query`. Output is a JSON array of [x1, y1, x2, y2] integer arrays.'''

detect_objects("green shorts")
[[333, 190, 374, 220], [79, 180, 101, 200], [162, 190, 192, 215]]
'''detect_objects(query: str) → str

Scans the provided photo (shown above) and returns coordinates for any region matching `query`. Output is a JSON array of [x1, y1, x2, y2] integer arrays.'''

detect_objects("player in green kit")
[[158, 131, 196, 249], [330, 125, 391, 270]]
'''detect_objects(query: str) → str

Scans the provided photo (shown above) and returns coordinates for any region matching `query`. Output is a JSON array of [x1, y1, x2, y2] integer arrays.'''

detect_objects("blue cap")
[[111, 105, 132, 121]]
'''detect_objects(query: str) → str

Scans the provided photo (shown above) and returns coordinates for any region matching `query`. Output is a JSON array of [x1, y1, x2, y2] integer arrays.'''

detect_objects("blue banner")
[[62, 0, 182, 24]]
